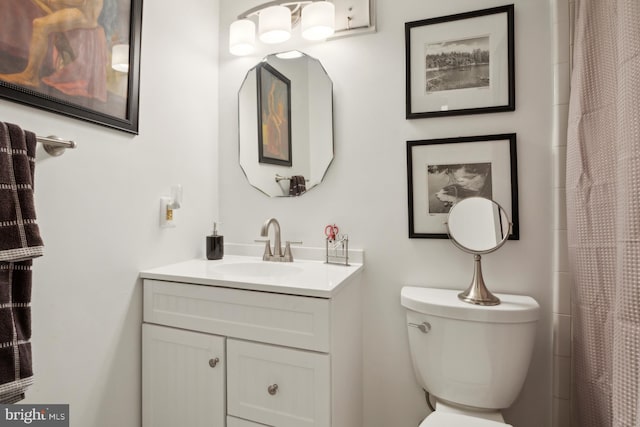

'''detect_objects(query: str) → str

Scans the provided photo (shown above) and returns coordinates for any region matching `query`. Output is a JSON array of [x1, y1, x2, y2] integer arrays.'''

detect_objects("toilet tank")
[[401, 287, 539, 410]]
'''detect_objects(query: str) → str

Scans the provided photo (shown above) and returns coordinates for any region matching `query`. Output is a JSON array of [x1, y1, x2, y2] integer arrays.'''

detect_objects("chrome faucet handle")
[[283, 241, 303, 262], [254, 239, 272, 260]]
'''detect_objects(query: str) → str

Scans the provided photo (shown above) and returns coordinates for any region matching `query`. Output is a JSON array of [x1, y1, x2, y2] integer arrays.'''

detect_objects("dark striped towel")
[[0, 122, 43, 403], [288, 175, 306, 197]]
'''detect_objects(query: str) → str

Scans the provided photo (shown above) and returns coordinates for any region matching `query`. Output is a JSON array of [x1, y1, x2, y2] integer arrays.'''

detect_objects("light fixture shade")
[[112, 44, 129, 72], [258, 5, 291, 44], [301, 1, 335, 41], [229, 19, 256, 56]]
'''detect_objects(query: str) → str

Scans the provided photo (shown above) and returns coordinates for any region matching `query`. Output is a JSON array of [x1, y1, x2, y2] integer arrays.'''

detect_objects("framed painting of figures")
[[0, 0, 142, 133]]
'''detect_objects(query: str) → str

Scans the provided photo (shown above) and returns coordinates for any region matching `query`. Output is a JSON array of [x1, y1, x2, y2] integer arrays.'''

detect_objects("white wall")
[[219, 1, 553, 427], [0, 0, 220, 425]]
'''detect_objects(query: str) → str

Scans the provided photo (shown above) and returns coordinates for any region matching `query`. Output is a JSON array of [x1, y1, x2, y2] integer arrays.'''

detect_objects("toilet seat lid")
[[420, 412, 512, 427]]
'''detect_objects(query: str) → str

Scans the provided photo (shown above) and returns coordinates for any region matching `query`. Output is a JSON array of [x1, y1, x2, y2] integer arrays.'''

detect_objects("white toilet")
[[400, 287, 540, 427]]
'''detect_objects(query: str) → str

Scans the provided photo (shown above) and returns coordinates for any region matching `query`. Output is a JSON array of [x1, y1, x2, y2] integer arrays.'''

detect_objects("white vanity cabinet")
[[141, 256, 363, 427]]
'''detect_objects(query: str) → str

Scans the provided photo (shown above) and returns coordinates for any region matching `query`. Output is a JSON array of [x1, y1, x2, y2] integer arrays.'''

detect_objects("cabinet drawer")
[[227, 339, 330, 427], [143, 279, 330, 352]]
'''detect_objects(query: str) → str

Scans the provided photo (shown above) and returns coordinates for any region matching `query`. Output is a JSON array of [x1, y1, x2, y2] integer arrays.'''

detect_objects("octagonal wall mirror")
[[238, 51, 334, 197]]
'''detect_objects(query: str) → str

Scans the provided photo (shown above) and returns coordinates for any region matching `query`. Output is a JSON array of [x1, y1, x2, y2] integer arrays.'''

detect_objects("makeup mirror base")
[[458, 254, 501, 306]]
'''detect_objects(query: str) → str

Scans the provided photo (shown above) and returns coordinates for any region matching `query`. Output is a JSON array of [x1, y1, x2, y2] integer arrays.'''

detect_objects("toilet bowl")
[[418, 401, 511, 426], [401, 287, 539, 427], [419, 412, 511, 427]]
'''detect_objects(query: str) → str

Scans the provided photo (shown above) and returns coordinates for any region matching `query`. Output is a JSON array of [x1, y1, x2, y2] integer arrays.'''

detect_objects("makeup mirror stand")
[[458, 254, 500, 306], [446, 197, 512, 307]]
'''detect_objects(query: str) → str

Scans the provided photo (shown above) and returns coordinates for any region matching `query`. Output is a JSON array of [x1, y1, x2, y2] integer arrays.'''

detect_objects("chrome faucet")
[[258, 218, 301, 262], [261, 217, 283, 259]]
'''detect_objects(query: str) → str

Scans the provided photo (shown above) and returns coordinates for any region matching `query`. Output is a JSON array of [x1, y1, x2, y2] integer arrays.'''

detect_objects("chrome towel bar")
[[36, 135, 76, 157]]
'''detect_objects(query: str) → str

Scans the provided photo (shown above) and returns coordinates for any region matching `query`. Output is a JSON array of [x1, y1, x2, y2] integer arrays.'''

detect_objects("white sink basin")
[[140, 255, 364, 298], [210, 262, 303, 278]]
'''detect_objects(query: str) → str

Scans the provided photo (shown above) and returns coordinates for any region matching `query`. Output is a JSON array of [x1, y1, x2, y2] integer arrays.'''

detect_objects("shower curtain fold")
[[567, 0, 640, 426]]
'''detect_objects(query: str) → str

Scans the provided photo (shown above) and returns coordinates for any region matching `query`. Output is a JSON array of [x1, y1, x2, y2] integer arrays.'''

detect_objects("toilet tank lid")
[[401, 287, 540, 323]]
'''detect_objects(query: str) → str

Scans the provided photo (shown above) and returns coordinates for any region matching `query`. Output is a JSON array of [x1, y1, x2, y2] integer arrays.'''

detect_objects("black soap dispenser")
[[206, 222, 224, 260]]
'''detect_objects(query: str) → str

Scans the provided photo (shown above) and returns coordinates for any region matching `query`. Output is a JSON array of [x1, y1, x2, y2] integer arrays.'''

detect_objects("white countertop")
[[139, 255, 364, 298]]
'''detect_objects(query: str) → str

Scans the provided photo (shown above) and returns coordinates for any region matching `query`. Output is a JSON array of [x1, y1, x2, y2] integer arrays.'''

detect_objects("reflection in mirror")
[[447, 197, 510, 253], [446, 197, 512, 306], [238, 51, 333, 197]]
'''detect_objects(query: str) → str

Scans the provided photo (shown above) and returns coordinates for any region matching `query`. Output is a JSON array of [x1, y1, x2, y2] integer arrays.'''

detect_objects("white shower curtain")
[[567, 0, 640, 426]]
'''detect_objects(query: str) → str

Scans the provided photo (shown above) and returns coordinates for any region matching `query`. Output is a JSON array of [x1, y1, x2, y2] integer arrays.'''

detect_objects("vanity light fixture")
[[259, 5, 293, 43], [275, 50, 305, 59], [301, 1, 335, 40], [229, 19, 256, 56], [111, 44, 129, 72], [229, 0, 336, 56]]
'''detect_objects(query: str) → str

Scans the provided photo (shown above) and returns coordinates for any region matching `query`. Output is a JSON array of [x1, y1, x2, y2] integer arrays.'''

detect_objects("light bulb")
[[112, 44, 129, 72]]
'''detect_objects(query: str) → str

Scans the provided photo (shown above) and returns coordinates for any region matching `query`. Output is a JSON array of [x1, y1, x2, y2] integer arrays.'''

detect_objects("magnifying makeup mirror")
[[446, 197, 512, 306]]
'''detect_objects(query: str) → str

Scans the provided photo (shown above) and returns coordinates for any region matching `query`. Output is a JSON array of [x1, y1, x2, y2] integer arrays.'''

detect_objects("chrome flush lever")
[[408, 322, 431, 334]]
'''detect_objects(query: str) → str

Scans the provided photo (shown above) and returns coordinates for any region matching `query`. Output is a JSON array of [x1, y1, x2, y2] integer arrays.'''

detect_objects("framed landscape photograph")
[[0, 0, 142, 133], [407, 133, 519, 239], [257, 62, 292, 167], [405, 5, 515, 119]]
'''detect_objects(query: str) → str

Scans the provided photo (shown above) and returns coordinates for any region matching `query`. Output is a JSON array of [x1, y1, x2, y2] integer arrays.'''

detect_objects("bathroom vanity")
[[140, 254, 363, 427]]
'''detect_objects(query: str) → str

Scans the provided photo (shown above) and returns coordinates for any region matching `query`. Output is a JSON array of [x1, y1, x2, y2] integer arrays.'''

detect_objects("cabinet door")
[[143, 324, 225, 427], [227, 339, 330, 427]]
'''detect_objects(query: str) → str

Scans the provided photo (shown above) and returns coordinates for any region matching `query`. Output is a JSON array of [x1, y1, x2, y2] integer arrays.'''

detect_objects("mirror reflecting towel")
[[288, 175, 306, 196]]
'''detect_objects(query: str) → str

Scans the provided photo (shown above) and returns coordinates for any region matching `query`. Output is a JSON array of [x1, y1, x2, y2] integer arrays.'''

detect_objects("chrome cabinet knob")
[[209, 357, 220, 368], [267, 384, 279, 395]]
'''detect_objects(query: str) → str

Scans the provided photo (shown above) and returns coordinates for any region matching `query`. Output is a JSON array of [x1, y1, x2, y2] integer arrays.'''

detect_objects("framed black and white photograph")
[[407, 133, 519, 239], [405, 5, 515, 119]]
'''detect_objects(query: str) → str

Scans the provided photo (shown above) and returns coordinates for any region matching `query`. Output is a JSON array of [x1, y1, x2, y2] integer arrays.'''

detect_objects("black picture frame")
[[407, 133, 519, 239], [0, 0, 143, 134], [256, 62, 292, 167], [405, 5, 515, 119]]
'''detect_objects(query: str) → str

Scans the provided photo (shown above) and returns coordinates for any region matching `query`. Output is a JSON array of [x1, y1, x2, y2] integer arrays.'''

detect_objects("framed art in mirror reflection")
[[257, 62, 292, 167]]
